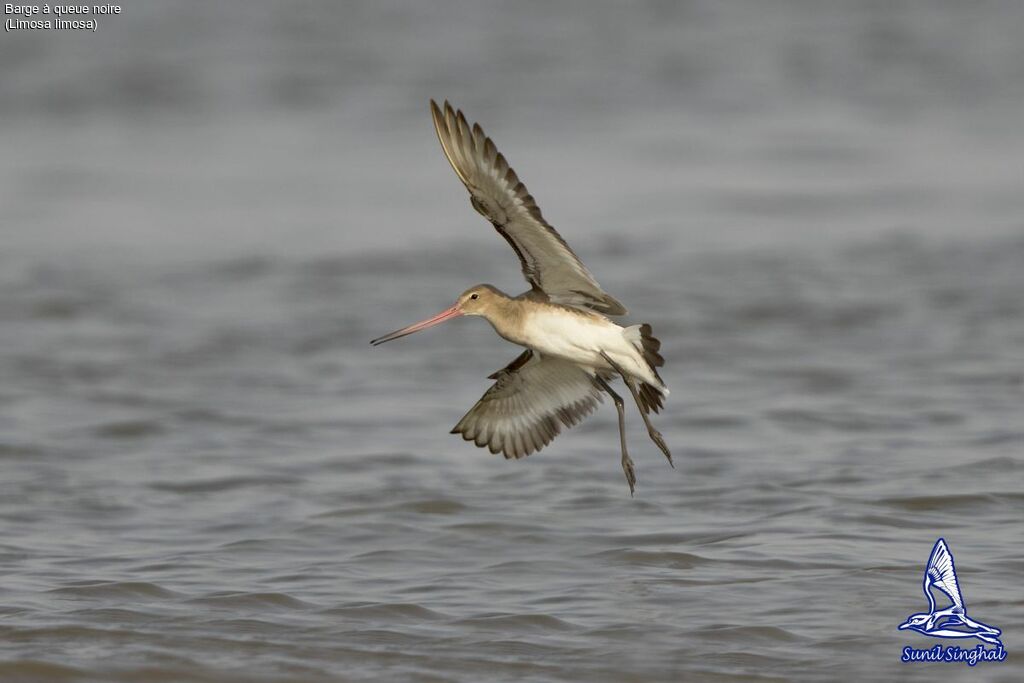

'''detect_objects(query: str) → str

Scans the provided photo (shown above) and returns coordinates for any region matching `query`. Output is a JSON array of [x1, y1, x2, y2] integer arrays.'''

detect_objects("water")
[[1, 2, 1023, 681]]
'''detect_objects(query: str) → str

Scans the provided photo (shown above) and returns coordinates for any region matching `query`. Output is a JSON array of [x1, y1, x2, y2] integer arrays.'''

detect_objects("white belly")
[[519, 310, 660, 386]]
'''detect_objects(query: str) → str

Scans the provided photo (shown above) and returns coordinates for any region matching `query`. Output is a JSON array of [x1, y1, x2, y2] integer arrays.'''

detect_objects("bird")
[[371, 100, 671, 494], [898, 538, 1002, 645]]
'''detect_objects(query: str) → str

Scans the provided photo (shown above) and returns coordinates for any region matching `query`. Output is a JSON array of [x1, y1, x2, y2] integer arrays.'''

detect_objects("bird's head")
[[899, 613, 931, 630], [370, 284, 505, 346], [455, 284, 503, 316]]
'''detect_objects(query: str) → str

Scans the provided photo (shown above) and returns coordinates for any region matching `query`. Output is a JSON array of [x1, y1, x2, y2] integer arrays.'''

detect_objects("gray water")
[[2, 2, 1023, 681]]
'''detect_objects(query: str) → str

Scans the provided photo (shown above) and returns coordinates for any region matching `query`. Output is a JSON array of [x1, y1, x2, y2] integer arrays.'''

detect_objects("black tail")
[[637, 323, 665, 415]]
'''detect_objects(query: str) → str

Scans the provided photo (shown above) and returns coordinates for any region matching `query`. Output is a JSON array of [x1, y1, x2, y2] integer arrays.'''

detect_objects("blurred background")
[[1, 2, 1022, 682]]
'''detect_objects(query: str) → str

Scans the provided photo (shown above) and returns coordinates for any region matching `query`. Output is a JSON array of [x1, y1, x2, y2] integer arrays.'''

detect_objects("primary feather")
[[451, 350, 605, 459], [430, 100, 627, 316]]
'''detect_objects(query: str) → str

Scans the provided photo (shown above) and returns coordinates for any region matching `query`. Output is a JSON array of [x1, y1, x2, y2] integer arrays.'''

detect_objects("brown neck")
[[481, 295, 526, 344]]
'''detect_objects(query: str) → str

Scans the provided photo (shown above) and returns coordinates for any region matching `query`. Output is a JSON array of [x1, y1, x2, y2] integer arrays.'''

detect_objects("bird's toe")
[[650, 430, 673, 467], [622, 457, 637, 496]]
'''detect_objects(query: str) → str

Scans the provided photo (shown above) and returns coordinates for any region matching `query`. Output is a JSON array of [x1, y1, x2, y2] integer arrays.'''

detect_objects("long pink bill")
[[370, 305, 463, 346]]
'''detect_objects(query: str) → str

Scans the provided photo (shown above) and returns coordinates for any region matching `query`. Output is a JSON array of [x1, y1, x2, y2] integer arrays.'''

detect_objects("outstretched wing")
[[925, 538, 964, 611], [430, 100, 627, 316], [451, 350, 604, 459]]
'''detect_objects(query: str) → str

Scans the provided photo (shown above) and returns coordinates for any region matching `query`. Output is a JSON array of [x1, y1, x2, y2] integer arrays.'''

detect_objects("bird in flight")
[[371, 100, 672, 494], [898, 538, 1002, 645]]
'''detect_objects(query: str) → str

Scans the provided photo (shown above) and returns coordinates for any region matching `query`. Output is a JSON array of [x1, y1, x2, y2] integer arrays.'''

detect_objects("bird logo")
[[898, 538, 1002, 646]]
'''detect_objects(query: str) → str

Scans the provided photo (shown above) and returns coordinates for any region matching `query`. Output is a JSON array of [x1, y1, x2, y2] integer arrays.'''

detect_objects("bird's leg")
[[595, 375, 635, 495], [600, 352, 673, 468], [629, 377, 673, 467]]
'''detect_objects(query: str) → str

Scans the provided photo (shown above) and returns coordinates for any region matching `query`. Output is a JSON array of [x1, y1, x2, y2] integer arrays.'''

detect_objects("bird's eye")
[[470, 293, 479, 300]]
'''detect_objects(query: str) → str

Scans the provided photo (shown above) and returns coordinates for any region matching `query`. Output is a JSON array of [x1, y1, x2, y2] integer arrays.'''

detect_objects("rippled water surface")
[[2, 2, 1023, 681]]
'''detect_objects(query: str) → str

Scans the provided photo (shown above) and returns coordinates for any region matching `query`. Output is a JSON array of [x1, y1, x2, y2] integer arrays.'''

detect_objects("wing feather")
[[451, 350, 604, 459], [926, 539, 964, 610], [431, 100, 627, 316]]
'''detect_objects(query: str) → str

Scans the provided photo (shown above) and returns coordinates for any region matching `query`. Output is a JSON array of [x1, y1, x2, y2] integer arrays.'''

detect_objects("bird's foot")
[[648, 428, 673, 468], [622, 455, 637, 496]]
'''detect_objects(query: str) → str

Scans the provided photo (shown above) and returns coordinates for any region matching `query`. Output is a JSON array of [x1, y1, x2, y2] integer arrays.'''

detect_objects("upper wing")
[[925, 538, 964, 610], [430, 100, 627, 316], [451, 350, 604, 459]]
